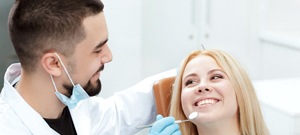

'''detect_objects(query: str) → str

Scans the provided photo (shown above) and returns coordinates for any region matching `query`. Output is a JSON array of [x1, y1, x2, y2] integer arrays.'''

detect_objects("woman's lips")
[[195, 98, 220, 107]]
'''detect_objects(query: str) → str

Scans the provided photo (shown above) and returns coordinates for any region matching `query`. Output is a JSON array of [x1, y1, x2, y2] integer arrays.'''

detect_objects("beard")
[[63, 65, 104, 97], [63, 79, 102, 97], [83, 79, 102, 96]]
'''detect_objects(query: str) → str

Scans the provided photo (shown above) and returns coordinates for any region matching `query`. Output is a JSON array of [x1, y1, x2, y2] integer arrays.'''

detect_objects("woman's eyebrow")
[[182, 73, 197, 80], [207, 69, 224, 74]]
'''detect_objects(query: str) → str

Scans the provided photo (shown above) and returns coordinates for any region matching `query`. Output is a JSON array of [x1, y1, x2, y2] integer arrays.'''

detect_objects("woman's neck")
[[196, 116, 241, 135]]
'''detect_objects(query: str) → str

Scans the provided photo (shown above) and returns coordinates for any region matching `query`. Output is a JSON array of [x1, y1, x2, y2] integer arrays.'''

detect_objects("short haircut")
[[8, 0, 104, 72]]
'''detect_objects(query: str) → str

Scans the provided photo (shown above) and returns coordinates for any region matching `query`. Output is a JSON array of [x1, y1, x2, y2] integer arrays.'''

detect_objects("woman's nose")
[[197, 88, 211, 93], [195, 82, 212, 93]]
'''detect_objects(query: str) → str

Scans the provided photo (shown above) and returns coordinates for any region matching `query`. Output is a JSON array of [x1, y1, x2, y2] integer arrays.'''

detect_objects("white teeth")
[[197, 99, 217, 106]]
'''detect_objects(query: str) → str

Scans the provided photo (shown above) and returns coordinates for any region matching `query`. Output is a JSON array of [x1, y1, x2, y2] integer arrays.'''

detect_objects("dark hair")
[[8, 0, 104, 72]]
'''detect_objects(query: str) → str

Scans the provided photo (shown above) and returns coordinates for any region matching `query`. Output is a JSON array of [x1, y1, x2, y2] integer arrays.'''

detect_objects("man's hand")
[[148, 115, 181, 135]]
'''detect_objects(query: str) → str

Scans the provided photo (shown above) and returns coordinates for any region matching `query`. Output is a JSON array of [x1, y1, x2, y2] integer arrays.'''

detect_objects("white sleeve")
[[89, 69, 177, 135]]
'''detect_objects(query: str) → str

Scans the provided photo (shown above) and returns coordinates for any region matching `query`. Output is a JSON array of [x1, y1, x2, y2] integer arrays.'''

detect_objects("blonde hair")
[[169, 49, 269, 135]]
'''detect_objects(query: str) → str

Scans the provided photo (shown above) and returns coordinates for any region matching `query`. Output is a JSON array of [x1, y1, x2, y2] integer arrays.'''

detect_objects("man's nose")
[[101, 44, 113, 63]]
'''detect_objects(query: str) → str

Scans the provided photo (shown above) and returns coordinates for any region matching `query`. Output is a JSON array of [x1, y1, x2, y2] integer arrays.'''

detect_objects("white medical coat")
[[0, 63, 176, 135]]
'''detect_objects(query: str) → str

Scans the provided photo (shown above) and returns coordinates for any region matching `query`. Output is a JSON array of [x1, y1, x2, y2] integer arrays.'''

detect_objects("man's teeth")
[[197, 99, 218, 106]]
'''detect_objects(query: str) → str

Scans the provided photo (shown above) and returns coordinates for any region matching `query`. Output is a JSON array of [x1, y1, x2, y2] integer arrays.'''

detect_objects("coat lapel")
[[69, 100, 91, 134]]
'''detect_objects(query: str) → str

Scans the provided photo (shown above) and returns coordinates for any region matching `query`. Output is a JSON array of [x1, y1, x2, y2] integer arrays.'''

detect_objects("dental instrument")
[[136, 112, 198, 129]]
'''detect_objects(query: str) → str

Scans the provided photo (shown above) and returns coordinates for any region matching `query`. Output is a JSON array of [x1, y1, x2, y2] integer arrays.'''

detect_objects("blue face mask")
[[50, 53, 89, 109]]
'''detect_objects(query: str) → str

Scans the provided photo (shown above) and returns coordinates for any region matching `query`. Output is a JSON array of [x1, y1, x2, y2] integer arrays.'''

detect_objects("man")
[[0, 0, 180, 134]]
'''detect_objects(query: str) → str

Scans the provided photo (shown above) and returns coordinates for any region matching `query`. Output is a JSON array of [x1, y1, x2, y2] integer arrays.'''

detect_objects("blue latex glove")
[[148, 114, 181, 135]]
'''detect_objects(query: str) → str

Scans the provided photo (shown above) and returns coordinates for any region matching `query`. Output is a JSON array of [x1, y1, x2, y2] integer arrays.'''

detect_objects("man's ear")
[[41, 53, 62, 77]]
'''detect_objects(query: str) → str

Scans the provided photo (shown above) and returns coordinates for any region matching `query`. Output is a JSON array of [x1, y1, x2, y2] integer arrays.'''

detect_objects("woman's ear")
[[41, 53, 62, 77]]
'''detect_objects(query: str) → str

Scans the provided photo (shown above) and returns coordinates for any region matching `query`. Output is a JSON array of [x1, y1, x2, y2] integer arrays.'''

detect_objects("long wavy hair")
[[169, 49, 269, 135]]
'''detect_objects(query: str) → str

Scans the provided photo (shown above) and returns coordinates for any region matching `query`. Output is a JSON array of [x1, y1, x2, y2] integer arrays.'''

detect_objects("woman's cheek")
[[181, 89, 192, 113]]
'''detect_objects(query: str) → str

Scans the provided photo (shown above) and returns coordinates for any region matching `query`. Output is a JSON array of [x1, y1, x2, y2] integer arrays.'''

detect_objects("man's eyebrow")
[[95, 38, 108, 49]]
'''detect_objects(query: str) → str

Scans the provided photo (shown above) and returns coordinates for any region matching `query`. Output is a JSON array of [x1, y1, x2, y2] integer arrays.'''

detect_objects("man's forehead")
[[79, 13, 108, 48]]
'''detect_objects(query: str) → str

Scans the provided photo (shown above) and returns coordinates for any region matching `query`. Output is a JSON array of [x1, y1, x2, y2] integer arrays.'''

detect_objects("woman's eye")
[[211, 75, 223, 80], [185, 80, 195, 86]]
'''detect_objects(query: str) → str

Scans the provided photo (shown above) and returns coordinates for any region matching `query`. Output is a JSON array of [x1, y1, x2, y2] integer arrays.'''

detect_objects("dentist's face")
[[181, 55, 238, 125], [63, 12, 112, 96]]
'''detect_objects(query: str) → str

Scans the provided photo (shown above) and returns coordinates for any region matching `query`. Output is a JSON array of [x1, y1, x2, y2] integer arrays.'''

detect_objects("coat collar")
[[3, 63, 92, 134], [2, 63, 58, 134]]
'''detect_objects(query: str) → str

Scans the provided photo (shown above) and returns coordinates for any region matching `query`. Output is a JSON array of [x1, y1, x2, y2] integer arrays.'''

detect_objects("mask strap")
[[50, 75, 59, 92], [54, 53, 75, 86]]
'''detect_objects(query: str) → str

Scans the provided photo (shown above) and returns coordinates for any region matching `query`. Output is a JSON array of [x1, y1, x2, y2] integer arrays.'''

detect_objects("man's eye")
[[95, 50, 102, 53]]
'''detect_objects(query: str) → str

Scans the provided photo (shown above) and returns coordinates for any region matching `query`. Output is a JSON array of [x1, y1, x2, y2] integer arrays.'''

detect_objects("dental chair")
[[153, 76, 176, 117]]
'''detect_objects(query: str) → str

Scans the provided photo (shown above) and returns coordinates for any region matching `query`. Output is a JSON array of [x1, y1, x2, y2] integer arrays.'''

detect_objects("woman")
[[169, 49, 269, 135]]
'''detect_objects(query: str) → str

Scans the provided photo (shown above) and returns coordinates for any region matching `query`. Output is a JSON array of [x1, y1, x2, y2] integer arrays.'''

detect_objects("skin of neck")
[[16, 67, 66, 119], [196, 114, 241, 135]]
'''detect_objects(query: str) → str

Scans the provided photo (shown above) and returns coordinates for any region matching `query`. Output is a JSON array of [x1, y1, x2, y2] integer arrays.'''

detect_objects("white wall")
[[140, 0, 198, 78], [100, 0, 199, 98], [100, 0, 143, 97], [258, 0, 300, 79], [102, 0, 300, 134]]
